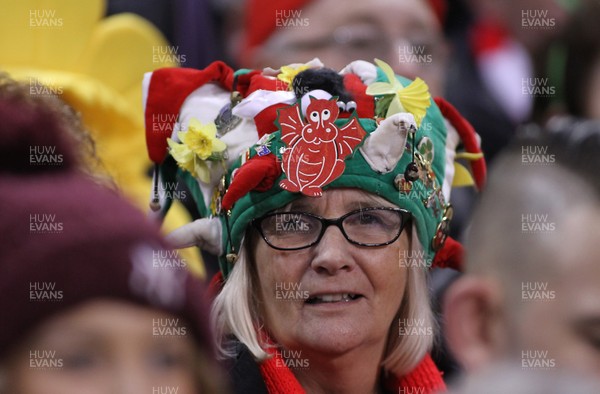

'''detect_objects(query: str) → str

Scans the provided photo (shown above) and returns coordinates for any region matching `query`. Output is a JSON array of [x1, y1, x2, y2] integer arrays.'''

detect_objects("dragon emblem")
[[278, 97, 367, 197]]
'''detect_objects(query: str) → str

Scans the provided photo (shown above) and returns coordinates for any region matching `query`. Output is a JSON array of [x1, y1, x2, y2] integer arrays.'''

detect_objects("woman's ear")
[[443, 275, 507, 372]]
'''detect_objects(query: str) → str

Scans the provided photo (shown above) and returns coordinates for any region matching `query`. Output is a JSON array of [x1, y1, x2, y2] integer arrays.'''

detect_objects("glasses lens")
[[259, 213, 321, 249], [343, 209, 403, 245]]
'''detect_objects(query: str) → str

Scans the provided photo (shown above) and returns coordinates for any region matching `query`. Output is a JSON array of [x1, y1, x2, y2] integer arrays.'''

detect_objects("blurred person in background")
[[0, 76, 228, 394], [449, 364, 600, 394], [228, 0, 449, 96], [445, 0, 576, 164], [444, 118, 600, 379], [562, 1, 600, 120]]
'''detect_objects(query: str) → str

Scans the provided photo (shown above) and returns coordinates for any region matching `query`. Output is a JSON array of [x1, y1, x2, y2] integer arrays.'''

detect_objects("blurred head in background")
[[444, 118, 600, 377], [231, 0, 448, 95], [563, 1, 600, 119], [0, 75, 227, 394]]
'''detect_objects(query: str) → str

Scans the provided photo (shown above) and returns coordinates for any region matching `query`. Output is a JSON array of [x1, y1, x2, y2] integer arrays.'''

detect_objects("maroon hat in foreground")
[[0, 83, 212, 358]]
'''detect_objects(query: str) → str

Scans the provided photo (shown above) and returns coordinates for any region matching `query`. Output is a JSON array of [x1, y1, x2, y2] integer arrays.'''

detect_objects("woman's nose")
[[309, 224, 356, 275]]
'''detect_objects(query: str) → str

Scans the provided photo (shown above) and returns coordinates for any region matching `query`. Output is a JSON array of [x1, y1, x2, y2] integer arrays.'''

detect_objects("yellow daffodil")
[[167, 119, 226, 183], [277, 64, 311, 87], [366, 59, 431, 127]]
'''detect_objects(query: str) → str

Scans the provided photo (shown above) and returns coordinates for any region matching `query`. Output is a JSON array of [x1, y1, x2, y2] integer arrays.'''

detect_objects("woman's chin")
[[287, 318, 370, 356]]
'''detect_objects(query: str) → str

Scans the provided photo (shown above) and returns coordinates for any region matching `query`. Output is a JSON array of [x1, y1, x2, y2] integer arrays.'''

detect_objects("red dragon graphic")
[[278, 97, 367, 197]]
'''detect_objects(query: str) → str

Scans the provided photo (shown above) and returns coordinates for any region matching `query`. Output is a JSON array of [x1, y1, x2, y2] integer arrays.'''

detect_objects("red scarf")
[[258, 347, 446, 393]]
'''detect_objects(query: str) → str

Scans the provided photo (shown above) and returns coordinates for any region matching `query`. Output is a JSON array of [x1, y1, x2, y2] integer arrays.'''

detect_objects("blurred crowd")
[[1, 0, 600, 393]]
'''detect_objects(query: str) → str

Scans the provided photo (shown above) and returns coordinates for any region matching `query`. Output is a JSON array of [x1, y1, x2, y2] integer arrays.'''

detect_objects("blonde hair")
[[211, 223, 435, 377]]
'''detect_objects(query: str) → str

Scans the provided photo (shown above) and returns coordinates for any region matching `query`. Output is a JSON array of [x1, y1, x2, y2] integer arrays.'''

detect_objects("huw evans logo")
[[30, 282, 63, 302], [521, 282, 556, 301], [275, 282, 310, 301], [521, 214, 555, 234], [275, 78, 310, 96], [30, 145, 63, 166], [275, 349, 310, 369], [158, 182, 187, 200], [29, 214, 63, 234], [152, 387, 180, 394], [29, 350, 63, 369], [398, 318, 433, 336], [153, 46, 186, 65], [275, 9, 309, 28], [152, 318, 187, 337], [29, 9, 63, 28], [398, 45, 432, 64], [522, 78, 556, 97], [398, 250, 431, 269], [399, 387, 425, 394], [521, 145, 555, 165], [151, 113, 179, 134], [521, 10, 556, 29], [275, 213, 311, 233], [152, 250, 187, 269], [29, 78, 63, 96], [521, 350, 556, 369]]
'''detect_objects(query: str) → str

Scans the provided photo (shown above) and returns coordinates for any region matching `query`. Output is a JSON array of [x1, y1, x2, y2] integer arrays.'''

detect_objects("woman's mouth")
[[305, 293, 363, 304]]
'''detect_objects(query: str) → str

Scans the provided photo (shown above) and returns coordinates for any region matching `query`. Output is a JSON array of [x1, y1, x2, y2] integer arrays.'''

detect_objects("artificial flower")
[[167, 118, 226, 183], [366, 59, 431, 127], [277, 64, 311, 87]]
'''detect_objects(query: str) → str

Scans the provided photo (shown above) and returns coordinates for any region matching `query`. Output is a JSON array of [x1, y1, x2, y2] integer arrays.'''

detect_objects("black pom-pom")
[[292, 68, 353, 103]]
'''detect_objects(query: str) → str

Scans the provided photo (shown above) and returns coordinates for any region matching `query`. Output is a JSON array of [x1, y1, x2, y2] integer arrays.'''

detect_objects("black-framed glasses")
[[252, 207, 412, 251]]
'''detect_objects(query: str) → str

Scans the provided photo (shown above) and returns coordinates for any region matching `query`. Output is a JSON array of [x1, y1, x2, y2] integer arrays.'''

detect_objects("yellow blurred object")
[[366, 59, 431, 126], [452, 152, 484, 187], [0, 0, 205, 278]]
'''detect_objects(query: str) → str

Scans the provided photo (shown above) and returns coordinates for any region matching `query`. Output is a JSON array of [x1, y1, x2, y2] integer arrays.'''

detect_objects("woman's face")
[[254, 188, 409, 357], [4, 300, 200, 394], [253, 0, 446, 95]]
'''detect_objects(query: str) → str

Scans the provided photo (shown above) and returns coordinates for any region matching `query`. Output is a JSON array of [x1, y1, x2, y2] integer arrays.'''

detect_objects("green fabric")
[[218, 92, 449, 277]]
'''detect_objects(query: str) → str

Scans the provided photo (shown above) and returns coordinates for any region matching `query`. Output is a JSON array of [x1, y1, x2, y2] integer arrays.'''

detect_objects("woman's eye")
[[275, 215, 312, 232], [358, 214, 380, 225], [148, 349, 190, 370], [61, 352, 99, 370], [346, 210, 398, 229], [346, 213, 381, 227]]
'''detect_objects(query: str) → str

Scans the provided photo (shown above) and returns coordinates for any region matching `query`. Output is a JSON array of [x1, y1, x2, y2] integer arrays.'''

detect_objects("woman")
[[146, 58, 486, 393]]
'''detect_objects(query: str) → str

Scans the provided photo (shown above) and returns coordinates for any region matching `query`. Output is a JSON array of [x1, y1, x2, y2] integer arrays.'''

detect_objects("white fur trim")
[[166, 217, 223, 255], [340, 60, 378, 85], [176, 83, 230, 131], [129, 244, 187, 309], [142, 72, 152, 114], [232, 89, 296, 119], [442, 119, 460, 201], [262, 58, 325, 76]]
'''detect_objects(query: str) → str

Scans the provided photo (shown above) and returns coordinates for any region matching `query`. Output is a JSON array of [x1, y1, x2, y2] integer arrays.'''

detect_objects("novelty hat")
[[143, 59, 486, 277]]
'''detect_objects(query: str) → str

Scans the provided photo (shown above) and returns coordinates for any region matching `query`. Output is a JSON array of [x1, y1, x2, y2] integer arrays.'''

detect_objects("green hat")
[[144, 59, 486, 278]]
